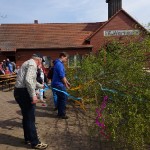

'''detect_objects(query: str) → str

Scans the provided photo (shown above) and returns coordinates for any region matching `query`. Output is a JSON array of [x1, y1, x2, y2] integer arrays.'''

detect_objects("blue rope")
[[42, 84, 82, 101]]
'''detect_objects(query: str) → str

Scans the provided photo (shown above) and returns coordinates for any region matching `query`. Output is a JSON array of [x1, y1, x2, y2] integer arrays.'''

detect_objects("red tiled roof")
[[0, 22, 105, 51]]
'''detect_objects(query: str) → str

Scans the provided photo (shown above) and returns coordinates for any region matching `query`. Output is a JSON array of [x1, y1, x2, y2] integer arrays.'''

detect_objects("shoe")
[[53, 107, 58, 111], [32, 142, 48, 149], [65, 106, 69, 110], [43, 96, 47, 99], [25, 140, 31, 145], [57, 115, 69, 119], [61, 115, 69, 119]]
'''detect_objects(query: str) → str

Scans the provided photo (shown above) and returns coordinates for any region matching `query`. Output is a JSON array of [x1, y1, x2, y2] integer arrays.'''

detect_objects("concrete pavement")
[[0, 89, 112, 150]]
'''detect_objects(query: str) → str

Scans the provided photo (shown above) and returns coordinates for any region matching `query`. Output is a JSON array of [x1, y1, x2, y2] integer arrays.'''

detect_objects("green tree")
[[67, 37, 150, 149]]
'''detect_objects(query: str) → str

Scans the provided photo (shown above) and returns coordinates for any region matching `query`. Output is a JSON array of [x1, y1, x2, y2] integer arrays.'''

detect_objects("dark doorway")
[[7, 55, 16, 62], [2, 51, 16, 62]]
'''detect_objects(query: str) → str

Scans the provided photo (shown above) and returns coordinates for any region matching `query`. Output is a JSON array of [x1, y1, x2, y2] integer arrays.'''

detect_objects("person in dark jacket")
[[47, 61, 57, 110]]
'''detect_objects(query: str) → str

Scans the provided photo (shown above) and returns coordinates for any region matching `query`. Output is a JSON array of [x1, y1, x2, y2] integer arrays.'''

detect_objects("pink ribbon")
[[95, 96, 110, 139]]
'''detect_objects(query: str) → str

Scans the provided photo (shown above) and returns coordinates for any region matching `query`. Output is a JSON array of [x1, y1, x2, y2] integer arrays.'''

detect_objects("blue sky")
[[0, 0, 150, 26]]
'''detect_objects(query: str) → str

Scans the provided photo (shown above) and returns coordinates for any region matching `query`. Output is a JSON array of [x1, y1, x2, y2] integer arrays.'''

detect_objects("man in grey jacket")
[[14, 54, 48, 149]]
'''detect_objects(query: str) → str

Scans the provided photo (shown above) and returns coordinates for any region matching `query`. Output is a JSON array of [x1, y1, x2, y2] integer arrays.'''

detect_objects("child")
[[36, 64, 46, 104]]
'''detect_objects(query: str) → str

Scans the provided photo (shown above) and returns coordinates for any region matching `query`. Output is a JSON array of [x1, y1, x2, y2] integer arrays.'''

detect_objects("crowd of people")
[[14, 52, 70, 149], [0, 58, 20, 75]]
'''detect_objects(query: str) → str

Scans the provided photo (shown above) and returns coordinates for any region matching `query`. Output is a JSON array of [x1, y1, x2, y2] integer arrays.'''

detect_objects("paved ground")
[[0, 88, 113, 150]]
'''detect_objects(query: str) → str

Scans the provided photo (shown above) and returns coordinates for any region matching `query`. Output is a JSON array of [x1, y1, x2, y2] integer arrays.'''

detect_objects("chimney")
[[106, 0, 122, 19], [34, 20, 38, 24]]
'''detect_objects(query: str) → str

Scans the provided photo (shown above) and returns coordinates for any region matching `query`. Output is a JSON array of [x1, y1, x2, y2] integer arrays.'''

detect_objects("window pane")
[[68, 55, 75, 67], [76, 54, 82, 67]]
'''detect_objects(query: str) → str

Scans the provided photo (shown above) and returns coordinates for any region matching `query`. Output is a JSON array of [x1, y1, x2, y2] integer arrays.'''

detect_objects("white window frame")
[[68, 54, 82, 68]]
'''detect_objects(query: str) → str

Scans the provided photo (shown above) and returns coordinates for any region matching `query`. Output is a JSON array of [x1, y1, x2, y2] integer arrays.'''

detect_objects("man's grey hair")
[[32, 54, 42, 61]]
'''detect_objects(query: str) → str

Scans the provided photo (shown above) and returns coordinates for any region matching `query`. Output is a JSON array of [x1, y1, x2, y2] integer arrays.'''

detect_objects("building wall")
[[90, 11, 143, 52], [15, 48, 92, 67]]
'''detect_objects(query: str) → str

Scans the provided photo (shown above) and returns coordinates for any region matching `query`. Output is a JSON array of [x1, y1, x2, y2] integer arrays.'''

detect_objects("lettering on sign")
[[104, 30, 140, 36]]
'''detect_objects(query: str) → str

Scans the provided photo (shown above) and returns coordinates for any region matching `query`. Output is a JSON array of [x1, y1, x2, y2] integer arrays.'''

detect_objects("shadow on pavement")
[[0, 117, 21, 129], [0, 133, 29, 149]]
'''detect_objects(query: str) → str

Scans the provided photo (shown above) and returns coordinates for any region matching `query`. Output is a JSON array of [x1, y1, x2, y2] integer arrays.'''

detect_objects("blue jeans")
[[52, 89, 57, 108], [14, 88, 39, 146], [53, 85, 67, 116]]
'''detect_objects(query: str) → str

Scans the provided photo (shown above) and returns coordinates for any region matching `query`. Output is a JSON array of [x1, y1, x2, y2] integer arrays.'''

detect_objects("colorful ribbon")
[[99, 83, 118, 94], [43, 84, 82, 101], [42, 84, 86, 111], [95, 96, 110, 139]]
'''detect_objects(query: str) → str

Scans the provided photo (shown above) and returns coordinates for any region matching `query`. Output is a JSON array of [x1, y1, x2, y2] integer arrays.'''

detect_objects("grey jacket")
[[15, 59, 43, 98]]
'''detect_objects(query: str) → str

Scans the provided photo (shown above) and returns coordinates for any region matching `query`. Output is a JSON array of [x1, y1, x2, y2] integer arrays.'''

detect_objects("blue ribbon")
[[99, 83, 125, 97], [99, 83, 118, 94], [43, 84, 81, 101]]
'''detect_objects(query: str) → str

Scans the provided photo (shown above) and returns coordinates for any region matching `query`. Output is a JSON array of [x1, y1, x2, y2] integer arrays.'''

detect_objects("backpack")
[[47, 67, 54, 80]]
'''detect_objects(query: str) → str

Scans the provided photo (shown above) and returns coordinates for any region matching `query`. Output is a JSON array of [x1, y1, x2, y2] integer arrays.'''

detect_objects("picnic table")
[[0, 74, 17, 90]]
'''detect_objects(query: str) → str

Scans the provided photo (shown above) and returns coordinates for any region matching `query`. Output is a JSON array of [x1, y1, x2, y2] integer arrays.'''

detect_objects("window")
[[68, 54, 82, 68]]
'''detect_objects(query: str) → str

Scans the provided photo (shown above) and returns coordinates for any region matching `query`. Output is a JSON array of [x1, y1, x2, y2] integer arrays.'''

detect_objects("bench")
[[9, 81, 16, 90]]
